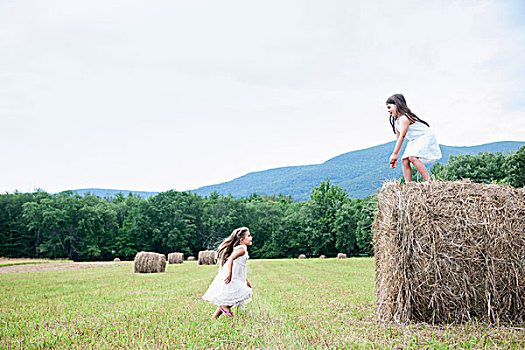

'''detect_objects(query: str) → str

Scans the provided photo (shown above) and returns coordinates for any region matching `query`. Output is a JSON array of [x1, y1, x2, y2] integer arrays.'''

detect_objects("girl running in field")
[[386, 94, 442, 182], [202, 227, 253, 319]]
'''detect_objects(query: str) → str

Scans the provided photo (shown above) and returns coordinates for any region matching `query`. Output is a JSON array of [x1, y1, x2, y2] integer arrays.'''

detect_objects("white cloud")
[[0, 0, 524, 193]]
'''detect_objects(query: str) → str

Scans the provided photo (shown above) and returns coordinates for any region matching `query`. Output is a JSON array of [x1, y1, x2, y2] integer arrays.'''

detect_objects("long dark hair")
[[386, 94, 429, 134], [217, 227, 249, 266]]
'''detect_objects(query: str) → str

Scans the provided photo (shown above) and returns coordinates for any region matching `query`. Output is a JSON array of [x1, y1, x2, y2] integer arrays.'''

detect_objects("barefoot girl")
[[386, 94, 442, 182], [202, 227, 253, 319]]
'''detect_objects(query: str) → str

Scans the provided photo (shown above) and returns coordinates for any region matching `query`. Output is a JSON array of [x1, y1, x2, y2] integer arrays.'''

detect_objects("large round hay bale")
[[374, 180, 525, 324], [168, 252, 183, 264], [133, 251, 166, 273], [113, 258, 121, 262], [298, 254, 306, 259], [198, 250, 217, 265], [187, 256, 195, 261], [319, 255, 326, 259], [337, 253, 347, 259]]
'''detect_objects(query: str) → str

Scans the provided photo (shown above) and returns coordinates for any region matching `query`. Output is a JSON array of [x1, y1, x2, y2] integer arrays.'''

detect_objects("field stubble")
[[0, 258, 523, 349]]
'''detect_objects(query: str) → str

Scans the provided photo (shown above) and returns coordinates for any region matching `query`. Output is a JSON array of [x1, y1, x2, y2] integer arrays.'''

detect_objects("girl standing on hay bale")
[[202, 227, 253, 319], [386, 94, 442, 182]]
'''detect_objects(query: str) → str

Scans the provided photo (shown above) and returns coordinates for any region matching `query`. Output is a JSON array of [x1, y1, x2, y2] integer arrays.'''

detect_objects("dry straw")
[[374, 180, 525, 324], [133, 252, 166, 273], [187, 256, 195, 261], [198, 250, 217, 265], [168, 252, 184, 264]]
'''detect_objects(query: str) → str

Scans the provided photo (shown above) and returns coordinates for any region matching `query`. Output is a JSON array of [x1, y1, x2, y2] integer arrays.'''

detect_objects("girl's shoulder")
[[396, 115, 412, 127], [234, 244, 247, 254], [398, 115, 410, 123]]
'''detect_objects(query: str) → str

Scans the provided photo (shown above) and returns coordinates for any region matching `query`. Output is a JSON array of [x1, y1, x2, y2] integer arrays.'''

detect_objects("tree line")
[[431, 146, 524, 187], [0, 179, 377, 261], [1, 146, 522, 261]]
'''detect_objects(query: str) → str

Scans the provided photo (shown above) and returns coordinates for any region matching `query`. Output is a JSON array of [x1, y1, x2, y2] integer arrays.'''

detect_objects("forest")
[[1, 147, 523, 261]]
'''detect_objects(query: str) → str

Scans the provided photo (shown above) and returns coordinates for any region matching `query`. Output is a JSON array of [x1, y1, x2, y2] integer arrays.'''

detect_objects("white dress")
[[202, 244, 252, 310], [396, 116, 442, 164]]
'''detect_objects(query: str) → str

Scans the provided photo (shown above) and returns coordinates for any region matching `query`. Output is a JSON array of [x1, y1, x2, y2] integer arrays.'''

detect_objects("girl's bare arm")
[[224, 247, 245, 284], [390, 117, 410, 167]]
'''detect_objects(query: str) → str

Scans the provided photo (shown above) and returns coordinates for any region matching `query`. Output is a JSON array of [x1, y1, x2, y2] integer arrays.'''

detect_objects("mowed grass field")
[[1, 258, 524, 349]]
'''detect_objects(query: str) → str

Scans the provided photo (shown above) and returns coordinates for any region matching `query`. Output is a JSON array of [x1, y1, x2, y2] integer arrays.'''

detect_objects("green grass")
[[1, 258, 523, 349]]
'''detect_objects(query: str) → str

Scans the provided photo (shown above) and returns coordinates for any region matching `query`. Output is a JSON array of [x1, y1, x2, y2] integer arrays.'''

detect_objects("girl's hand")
[[224, 274, 232, 284], [390, 153, 399, 168]]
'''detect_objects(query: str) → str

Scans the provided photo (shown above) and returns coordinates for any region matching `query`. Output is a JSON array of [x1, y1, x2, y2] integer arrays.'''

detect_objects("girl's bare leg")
[[408, 156, 430, 181], [212, 307, 223, 318], [402, 158, 413, 182]]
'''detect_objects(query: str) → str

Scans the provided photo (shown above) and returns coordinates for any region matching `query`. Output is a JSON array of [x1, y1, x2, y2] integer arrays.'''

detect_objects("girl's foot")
[[219, 306, 233, 318]]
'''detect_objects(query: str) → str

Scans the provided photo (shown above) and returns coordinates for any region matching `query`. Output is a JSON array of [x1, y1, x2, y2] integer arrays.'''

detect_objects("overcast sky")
[[1, 0, 524, 193]]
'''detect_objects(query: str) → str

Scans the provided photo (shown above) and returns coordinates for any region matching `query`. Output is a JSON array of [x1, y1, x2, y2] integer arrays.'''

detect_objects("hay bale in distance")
[[133, 251, 166, 273], [113, 258, 121, 262], [298, 254, 306, 259], [319, 255, 326, 259], [198, 250, 217, 265], [374, 180, 525, 324], [187, 256, 195, 261], [168, 252, 183, 264], [337, 253, 347, 259]]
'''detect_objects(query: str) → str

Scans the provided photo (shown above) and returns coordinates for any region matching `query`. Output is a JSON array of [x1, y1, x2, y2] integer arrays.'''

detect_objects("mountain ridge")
[[67, 141, 524, 201], [193, 141, 524, 200]]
